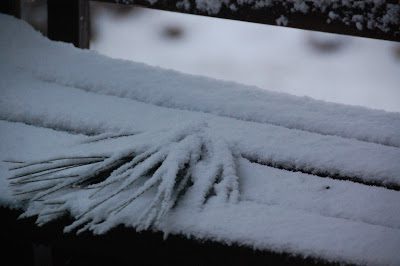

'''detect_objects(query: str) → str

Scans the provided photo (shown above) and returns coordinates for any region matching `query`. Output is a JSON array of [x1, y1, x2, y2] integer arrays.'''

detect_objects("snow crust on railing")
[[1, 121, 400, 266], [1, 14, 400, 149], [1, 15, 400, 265], [1, 13, 400, 189]]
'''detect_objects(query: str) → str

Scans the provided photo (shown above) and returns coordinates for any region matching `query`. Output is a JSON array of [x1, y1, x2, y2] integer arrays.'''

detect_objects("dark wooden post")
[[47, 0, 90, 49], [0, 0, 21, 18]]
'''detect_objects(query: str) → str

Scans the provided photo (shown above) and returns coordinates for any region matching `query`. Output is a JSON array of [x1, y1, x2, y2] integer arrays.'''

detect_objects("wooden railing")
[[1, 0, 400, 48]]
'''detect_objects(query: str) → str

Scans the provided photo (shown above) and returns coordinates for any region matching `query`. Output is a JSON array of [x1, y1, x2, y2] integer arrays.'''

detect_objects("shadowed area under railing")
[[0, 207, 344, 266]]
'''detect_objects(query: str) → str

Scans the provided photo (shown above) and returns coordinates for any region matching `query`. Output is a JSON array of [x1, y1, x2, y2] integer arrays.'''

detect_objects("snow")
[[1, 14, 400, 265], [275, 15, 288, 26], [1, 120, 400, 265], [2, 14, 400, 148], [0, 120, 84, 207], [2, 69, 400, 187], [240, 159, 400, 230]]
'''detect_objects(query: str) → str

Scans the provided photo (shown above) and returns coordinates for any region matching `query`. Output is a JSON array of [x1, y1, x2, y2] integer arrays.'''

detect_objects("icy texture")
[[1, 14, 400, 148], [1, 121, 400, 265], [0, 121, 84, 208], [9, 124, 239, 231], [1, 15, 400, 265], [1, 68, 400, 187]]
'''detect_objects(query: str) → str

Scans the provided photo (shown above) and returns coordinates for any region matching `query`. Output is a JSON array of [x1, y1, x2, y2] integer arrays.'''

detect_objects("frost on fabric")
[[8, 124, 239, 233]]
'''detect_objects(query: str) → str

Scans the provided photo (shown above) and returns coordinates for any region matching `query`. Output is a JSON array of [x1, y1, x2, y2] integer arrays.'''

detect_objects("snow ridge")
[[1, 15, 400, 265], [2, 121, 400, 265], [1, 14, 399, 148], [2, 67, 400, 189]]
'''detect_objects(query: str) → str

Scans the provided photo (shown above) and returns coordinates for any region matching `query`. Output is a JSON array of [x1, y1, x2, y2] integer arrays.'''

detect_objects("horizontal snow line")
[[79, 132, 139, 144], [2, 115, 397, 192], [242, 154, 400, 191], [239, 157, 400, 230], [1, 79, 398, 187], [0, 118, 97, 136], [2, 14, 399, 148], [37, 75, 400, 150], [2, 116, 398, 193], [162, 201, 400, 266], [240, 199, 399, 231]]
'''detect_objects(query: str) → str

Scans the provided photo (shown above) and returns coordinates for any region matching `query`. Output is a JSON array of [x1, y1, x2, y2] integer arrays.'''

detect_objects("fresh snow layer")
[[1, 14, 400, 265], [0, 121, 400, 265], [1, 67, 400, 187], [1, 14, 400, 148], [0, 121, 84, 207]]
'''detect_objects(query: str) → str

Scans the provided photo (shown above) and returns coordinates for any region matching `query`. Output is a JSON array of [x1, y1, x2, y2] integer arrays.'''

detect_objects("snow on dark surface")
[[1, 14, 400, 265]]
